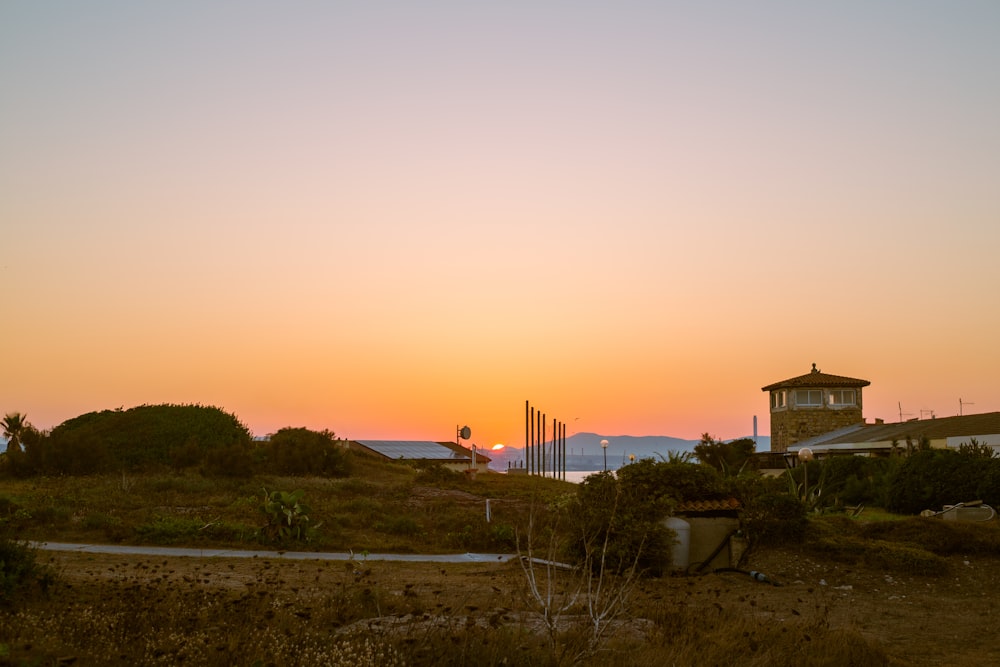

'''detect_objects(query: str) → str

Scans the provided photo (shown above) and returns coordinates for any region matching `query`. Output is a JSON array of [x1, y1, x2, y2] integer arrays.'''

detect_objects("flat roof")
[[354, 440, 467, 461]]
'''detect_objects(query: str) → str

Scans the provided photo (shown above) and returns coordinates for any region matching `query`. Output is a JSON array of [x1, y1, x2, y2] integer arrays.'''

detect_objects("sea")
[[510, 470, 613, 483]]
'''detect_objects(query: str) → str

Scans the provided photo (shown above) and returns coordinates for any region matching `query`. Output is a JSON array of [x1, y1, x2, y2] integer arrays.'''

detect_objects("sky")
[[3, 2, 999, 451]]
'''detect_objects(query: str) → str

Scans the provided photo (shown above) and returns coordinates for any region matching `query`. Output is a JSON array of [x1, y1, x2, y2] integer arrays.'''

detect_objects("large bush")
[[885, 449, 987, 514], [616, 458, 727, 504], [818, 454, 893, 508], [16, 404, 252, 475], [741, 491, 807, 546], [262, 428, 351, 477], [569, 471, 672, 575], [567, 460, 729, 576]]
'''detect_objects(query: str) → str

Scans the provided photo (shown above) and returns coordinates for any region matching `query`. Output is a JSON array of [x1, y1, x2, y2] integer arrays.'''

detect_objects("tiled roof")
[[676, 498, 741, 512], [761, 363, 870, 391]]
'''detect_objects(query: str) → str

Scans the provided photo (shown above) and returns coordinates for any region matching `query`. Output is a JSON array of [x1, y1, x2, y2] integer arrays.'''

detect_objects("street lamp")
[[601, 439, 609, 472], [798, 447, 814, 501]]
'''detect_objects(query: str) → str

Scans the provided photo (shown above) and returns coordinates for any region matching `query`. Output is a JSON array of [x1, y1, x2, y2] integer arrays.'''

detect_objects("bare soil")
[[743, 547, 1000, 666], [34, 544, 1000, 666]]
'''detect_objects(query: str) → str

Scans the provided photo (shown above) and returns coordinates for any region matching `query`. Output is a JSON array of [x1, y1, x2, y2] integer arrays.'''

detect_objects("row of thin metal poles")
[[524, 400, 566, 480]]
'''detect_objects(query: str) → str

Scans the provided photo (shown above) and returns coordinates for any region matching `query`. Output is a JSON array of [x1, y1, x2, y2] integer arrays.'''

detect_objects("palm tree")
[[2, 411, 29, 454]]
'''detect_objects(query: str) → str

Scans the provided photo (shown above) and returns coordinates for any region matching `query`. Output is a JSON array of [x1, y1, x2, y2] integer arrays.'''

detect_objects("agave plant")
[[260, 488, 313, 542]]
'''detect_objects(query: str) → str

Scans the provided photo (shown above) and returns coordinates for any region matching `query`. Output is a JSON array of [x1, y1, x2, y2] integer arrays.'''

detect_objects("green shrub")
[[569, 470, 673, 576], [135, 516, 204, 543], [808, 528, 948, 575], [886, 449, 980, 514], [820, 455, 891, 507], [375, 516, 421, 536], [201, 443, 255, 478], [81, 512, 129, 540], [0, 537, 53, 605], [28, 504, 72, 527], [861, 517, 1000, 556], [413, 462, 464, 487], [864, 540, 948, 574], [741, 491, 807, 546], [260, 489, 314, 543], [975, 458, 1000, 508], [562, 461, 734, 576], [341, 497, 385, 526], [21, 404, 253, 475], [443, 519, 517, 552], [149, 475, 216, 495], [0, 496, 21, 529], [616, 458, 726, 504], [490, 522, 516, 548], [262, 428, 351, 477]]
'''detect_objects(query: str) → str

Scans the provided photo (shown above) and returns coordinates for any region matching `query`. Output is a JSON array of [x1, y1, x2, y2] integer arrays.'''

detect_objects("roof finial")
[[811, 362, 820, 374]]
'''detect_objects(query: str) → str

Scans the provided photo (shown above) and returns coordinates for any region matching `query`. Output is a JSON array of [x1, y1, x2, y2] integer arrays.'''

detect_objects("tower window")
[[829, 389, 856, 406], [795, 389, 823, 406], [771, 390, 786, 409]]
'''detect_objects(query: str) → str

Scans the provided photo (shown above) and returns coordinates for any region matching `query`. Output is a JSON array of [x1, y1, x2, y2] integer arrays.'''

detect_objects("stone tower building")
[[761, 364, 870, 452]]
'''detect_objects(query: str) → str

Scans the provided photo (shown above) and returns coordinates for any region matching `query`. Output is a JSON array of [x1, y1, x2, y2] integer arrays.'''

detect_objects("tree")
[[693, 433, 756, 475], [2, 412, 30, 454]]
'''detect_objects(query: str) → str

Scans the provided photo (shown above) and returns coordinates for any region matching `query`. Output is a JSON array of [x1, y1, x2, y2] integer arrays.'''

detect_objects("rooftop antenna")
[[898, 402, 913, 422], [960, 398, 974, 416], [919, 409, 935, 419]]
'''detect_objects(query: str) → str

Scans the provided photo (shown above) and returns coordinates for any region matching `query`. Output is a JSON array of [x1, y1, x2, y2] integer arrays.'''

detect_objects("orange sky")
[[3, 3, 999, 451]]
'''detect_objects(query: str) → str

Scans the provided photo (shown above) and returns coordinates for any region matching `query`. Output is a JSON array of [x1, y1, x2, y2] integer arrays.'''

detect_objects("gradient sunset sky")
[[3, 2, 999, 451]]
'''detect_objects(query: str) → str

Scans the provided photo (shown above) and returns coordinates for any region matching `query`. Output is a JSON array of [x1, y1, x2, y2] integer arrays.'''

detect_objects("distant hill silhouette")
[[488, 432, 771, 472]]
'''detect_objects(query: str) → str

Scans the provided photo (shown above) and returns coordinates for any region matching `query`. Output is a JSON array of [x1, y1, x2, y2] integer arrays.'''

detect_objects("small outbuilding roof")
[[354, 440, 463, 460], [351, 440, 491, 463]]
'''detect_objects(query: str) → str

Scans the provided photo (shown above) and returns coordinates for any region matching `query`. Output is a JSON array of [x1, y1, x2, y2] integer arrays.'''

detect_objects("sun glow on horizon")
[[2, 4, 998, 450]]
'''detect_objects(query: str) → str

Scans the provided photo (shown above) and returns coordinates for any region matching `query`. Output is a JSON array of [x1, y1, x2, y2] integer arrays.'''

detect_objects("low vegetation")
[[2, 548, 905, 667], [3, 406, 1000, 664]]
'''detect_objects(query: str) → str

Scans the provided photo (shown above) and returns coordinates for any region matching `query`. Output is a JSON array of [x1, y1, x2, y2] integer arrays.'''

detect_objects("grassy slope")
[[0, 452, 575, 553]]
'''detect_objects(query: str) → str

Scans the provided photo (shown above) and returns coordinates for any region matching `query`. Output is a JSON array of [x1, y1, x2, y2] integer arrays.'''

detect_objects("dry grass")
[[1, 551, 896, 667], [0, 454, 574, 553], [4, 461, 999, 665]]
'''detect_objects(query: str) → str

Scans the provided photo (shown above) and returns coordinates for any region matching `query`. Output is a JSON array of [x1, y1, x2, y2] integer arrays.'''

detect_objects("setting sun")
[[491, 444, 505, 451]]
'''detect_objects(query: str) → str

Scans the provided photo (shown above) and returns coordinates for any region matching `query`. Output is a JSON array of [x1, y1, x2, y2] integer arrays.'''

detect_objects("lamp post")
[[798, 447, 814, 501], [601, 439, 609, 472]]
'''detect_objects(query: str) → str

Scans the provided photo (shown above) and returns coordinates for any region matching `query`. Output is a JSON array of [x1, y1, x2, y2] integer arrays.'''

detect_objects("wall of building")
[[946, 433, 1000, 449], [770, 405, 863, 452], [441, 460, 490, 474]]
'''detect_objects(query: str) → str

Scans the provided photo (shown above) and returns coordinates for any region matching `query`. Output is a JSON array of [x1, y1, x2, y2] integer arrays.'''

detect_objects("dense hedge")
[[816, 454, 893, 508], [261, 427, 351, 477], [7, 405, 252, 475], [885, 448, 1000, 514]]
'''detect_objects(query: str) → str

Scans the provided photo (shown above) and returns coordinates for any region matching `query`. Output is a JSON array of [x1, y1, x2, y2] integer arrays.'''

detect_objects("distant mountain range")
[[488, 432, 770, 472]]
